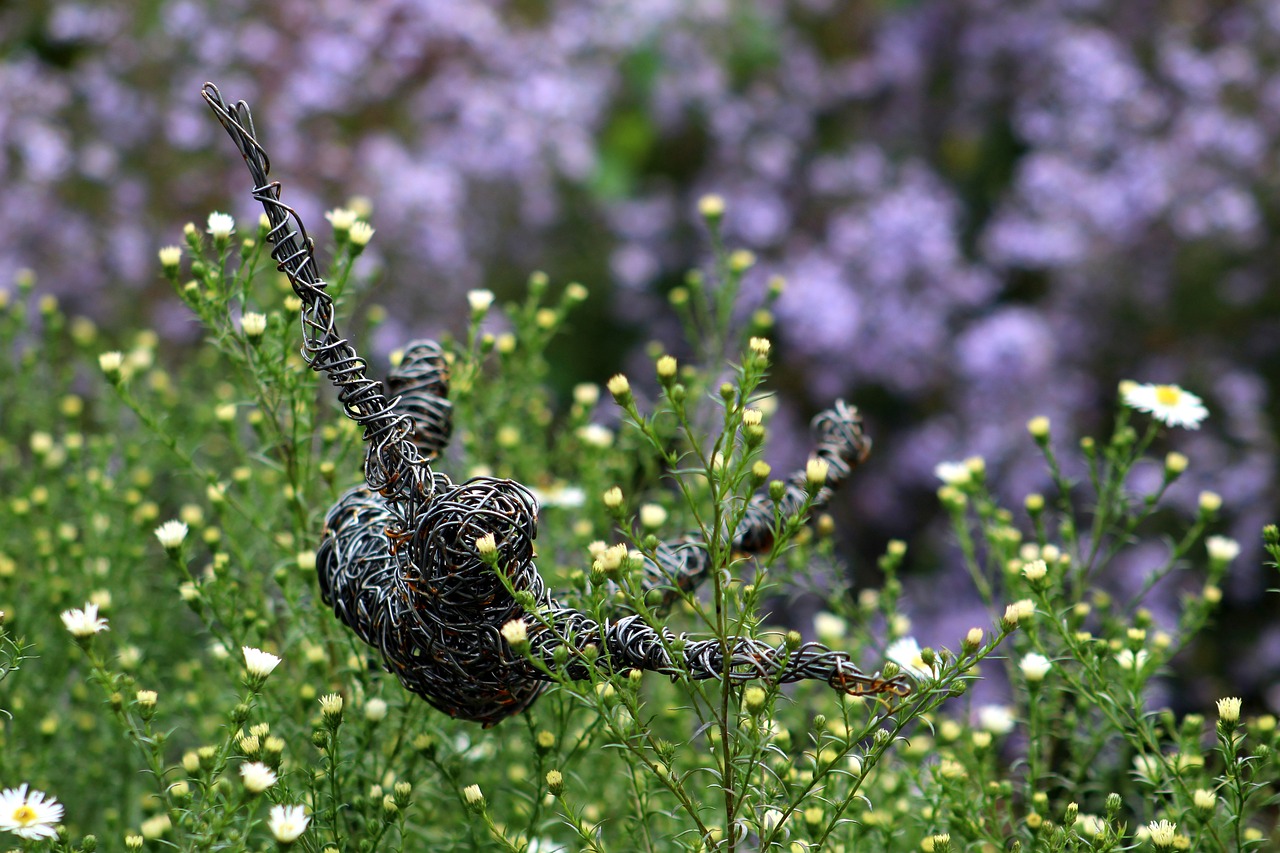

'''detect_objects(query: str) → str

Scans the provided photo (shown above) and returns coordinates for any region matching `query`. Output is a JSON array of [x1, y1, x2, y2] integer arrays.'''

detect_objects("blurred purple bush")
[[3, 0, 1276, 693]]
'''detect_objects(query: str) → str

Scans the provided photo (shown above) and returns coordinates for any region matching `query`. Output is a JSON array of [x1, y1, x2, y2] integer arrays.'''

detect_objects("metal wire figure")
[[202, 83, 911, 726]]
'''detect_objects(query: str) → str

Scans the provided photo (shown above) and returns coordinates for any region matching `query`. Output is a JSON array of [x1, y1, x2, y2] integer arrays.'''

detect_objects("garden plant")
[[1, 78, 1278, 853]]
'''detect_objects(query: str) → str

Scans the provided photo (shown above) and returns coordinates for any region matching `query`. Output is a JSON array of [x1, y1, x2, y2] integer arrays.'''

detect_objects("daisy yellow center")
[[12, 804, 38, 826], [1154, 385, 1181, 406]]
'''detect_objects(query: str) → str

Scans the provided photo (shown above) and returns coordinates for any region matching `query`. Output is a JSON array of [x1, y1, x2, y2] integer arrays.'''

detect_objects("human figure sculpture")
[[202, 83, 911, 726]]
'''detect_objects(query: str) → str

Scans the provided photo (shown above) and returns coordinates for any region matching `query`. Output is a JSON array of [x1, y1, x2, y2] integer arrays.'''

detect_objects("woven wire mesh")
[[203, 83, 912, 726]]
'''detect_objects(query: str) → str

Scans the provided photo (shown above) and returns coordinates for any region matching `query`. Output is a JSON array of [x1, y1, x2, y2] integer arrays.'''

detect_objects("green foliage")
[[0, 208, 1275, 851]]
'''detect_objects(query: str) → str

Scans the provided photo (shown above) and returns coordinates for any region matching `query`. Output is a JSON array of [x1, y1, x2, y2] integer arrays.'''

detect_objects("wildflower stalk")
[[1120, 511, 1210, 613], [1024, 672, 1046, 802], [618, 366, 784, 850], [516, 715, 552, 844], [78, 645, 185, 845], [0, 622, 28, 688], [107, 379, 276, 546], [942, 490, 996, 608], [1070, 419, 1164, 594], [176, 218, 351, 536], [1214, 712, 1261, 853], [806, 633, 1010, 849], [1027, 604, 1196, 809], [561, 684, 714, 844], [1035, 427, 1084, 562], [317, 712, 347, 847]]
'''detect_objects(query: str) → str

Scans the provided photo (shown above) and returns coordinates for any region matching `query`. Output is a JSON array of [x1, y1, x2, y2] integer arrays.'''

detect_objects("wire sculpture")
[[202, 83, 912, 726]]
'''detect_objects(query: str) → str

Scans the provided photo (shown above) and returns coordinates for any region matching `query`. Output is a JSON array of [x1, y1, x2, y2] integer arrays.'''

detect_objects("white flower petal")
[[885, 636, 932, 680], [1122, 382, 1208, 429], [268, 804, 311, 843], [0, 783, 64, 839], [241, 646, 282, 679]]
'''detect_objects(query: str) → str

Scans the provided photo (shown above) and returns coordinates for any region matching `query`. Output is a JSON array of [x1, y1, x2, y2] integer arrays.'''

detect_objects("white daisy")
[[206, 212, 235, 239], [575, 424, 614, 448], [885, 636, 932, 680], [638, 503, 668, 529], [153, 519, 189, 550], [805, 457, 830, 487], [98, 351, 124, 375], [324, 208, 358, 231], [1147, 820, 1177, 847], [1121, 382, 1208, 429], [500, 619, 528, 648], [349, 221, 375, 246], [463, 784, 485, 809], [239, 761, 277, 793], [1020, 652, 1052, 682], [140, 813, 171, 839], [1206, 536, 1240, 563], [241, 646, 281, 679], [239, 312, 267, 338], [1079, 814, 1107, 838], [977, 704, 1016, 735], [0, 783, 64, 839], [60, 602, 109, 638], [467, 289, 495, 313], [529, 484, 587, 509], [319, 693, 344, 718], [813, 612, 847, 645], [1116, 649, 1149, 672], [268, 804, 310, 844], [933, 461, 971, 486]]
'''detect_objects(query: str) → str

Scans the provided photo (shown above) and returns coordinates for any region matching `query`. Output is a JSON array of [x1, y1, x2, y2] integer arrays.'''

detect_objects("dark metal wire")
[[203, 83, 911, 726], [637, 398, 871, 613], [385, 340, 453, 462]]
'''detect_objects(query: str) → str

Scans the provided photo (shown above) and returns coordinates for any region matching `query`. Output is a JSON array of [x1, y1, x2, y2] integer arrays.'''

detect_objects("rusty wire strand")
[[203, 83, 911, 726]]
